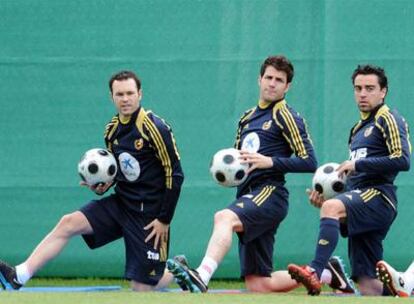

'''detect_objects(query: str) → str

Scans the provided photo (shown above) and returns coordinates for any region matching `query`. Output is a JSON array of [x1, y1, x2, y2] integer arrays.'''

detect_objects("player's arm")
[[234, 107, 255, 149], [355, 113, 411, 173], [144, 115, 184, 224], [89, 119, 120, 195], [271, 108, 317, 172]]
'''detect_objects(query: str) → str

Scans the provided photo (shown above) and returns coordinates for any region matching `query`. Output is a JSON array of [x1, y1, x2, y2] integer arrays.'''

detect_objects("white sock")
[[15, 263, 32, 285], [320, 268, 332, 285], [196, 256, 218, 285]]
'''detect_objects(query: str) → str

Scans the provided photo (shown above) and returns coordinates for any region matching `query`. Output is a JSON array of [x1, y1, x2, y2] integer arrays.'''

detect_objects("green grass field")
[[0, 278, 409, 304]]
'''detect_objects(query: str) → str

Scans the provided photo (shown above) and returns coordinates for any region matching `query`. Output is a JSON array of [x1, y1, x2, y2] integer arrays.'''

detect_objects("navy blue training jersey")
[[104, 106, 184, 223], [235, 99, 317, 196], [348, 104, 411, 203]]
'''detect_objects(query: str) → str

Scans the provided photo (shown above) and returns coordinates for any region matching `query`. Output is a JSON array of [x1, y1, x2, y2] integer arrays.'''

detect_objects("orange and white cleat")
[[288, 264, 322, 295], [377, 260, 410, 297]]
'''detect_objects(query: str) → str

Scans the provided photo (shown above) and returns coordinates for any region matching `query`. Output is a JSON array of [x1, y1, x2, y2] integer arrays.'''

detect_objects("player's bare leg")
[[130, 271, 175, 291], [204, 209, 243, 263], [166, 209, 242, 292], [20, 211, 93, 283], [245, 271, 300, 292]]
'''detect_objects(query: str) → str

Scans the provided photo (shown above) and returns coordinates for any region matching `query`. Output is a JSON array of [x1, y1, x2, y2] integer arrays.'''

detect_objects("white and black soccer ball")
[[312, 162, 347, 200], [209, 148, 249, 187], [78, 148, 118, 186]]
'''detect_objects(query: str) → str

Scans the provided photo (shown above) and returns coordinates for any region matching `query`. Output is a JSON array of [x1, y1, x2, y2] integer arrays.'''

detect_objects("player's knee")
[[245, 276, 270, 292], [320, 199, 344, 218], [56, 213, 84, 236], [213, 209, 240, 229], [213, 210, 231, 225]]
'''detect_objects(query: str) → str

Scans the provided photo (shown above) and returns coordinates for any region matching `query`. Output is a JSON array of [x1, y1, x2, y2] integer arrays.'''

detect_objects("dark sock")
[[310, 217, 340, 277]]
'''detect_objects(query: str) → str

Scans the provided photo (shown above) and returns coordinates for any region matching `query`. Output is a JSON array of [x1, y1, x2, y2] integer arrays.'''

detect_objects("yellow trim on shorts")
[[360, 188, 381, 202], [252, 185, 276, 206]]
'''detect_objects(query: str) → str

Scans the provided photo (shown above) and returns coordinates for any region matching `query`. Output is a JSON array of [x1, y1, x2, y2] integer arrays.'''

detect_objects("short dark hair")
[[260, 55, 294, 83], [109, 70, 141, 93], [351, 64, 388, 90]]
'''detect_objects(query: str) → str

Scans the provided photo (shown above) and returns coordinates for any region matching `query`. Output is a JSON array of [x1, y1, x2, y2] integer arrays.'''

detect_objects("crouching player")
[[167, 55, 356, 294], [288, 64, 411, 296], [0, 71, 184, 291]]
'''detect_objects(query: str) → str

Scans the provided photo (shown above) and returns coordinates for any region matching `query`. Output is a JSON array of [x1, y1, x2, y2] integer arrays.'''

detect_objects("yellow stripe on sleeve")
[[144, 117, 173, 189], [280, 107, 307, 158], [381, 113, 402, 158]]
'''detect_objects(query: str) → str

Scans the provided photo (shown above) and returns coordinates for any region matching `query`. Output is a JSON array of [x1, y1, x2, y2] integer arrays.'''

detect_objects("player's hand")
[[80, 181, 113, 195], [144, 219, 169, 249], [239, 150, 273, 174], [336, 160, 355, 178], [306, 188, 325, 208]]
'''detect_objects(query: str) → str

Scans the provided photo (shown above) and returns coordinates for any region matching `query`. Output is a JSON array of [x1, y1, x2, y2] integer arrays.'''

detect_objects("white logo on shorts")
[[147, 250, 160, 261]]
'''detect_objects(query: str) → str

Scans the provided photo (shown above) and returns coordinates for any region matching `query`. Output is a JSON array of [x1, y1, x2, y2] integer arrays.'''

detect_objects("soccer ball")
[[78, 148, 118, 186], [312, 162, 347, 200], [209, 148, 249, 187]]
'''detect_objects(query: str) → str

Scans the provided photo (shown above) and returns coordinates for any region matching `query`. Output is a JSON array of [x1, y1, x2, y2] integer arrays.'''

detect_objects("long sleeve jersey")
[[104, 106, 184, 224], [235, 99, 317, 196], [347, 104, 411, 203]]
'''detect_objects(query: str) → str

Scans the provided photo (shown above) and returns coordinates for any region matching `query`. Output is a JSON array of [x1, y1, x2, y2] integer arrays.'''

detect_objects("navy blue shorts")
[[79, 194, 169, 286], [227, 184, 288, 277], [335, 188, 397, 280]]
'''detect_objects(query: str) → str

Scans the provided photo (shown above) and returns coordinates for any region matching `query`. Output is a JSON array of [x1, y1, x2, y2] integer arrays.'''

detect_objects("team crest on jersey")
[[262, 120, 272, 130], [118, 152, 141, 181], [134, 138, 144, 151], [364, 126, 374, 137], [241, 132, 260, 152]]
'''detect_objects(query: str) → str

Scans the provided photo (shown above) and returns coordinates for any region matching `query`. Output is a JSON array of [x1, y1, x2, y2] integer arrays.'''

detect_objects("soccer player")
[[0, 70, 184, 291], [377, 260, 414, 297], [167, 55, 355, 293], [288, 64, 411, 296]]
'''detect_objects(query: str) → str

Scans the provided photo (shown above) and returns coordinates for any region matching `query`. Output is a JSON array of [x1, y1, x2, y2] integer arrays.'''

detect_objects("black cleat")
[[0, 260, 22, 290], [172, 255, 188, 291], [167, 255, 207, 293], [327, 256, 358, 294]]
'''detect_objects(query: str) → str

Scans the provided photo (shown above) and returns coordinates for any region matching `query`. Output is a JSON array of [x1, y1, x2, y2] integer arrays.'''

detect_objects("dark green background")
[[0, 0, 413, 278]]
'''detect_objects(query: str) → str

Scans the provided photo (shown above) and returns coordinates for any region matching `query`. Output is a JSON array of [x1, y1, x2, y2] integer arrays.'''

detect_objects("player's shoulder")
[[238, 106, 256, 123], [143, 109, 172, 131], [104, 115, 119, 140], [273, 100, 303, 121], [375, 104, 406, 125]]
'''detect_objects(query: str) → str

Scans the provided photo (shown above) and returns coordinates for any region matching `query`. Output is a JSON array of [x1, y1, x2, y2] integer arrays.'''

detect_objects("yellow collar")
[[258, 98, 286, 109]]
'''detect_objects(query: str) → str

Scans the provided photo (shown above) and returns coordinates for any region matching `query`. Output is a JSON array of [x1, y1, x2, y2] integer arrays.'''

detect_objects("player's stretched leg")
[[288, 199, 345, 295], [244, 256, 357, 294], [167, 209, 241, 292], [0, 211, 93, 290]]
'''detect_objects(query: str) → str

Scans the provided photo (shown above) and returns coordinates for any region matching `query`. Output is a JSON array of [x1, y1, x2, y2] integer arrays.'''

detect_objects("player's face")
[[353, 74, 386, 113], [258, 66, 290, 103], [111, 78, 142, 119]]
